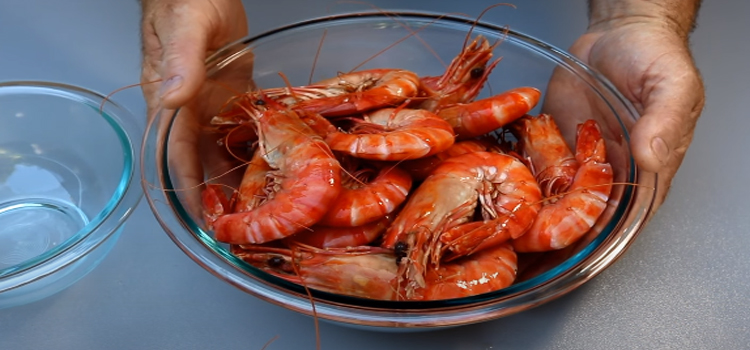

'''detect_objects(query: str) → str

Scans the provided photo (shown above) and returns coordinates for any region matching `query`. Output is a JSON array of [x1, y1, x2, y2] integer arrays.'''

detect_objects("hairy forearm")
[[588, 0, 702, 38]]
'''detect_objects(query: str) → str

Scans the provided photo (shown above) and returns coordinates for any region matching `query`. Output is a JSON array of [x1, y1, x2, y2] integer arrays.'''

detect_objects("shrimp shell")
[[285, 219, 390, 249], [416, 242, 517, 300], [234, 244, 401, 301], [318, 165, 412, 227], [325, 107, 456, 161], [291, 69, 421, 117], [436, 87, 541, 139]]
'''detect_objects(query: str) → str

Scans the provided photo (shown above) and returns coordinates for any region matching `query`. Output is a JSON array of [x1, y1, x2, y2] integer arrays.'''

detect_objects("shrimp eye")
[[268, 256, 285, 267], [255, 99, 266, 105], [470, 67, 484, 79], [395, 242, 408, 262]]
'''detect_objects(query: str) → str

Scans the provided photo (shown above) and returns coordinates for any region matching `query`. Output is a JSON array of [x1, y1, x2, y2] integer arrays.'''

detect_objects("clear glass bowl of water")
[[0, 81, 142, 308]]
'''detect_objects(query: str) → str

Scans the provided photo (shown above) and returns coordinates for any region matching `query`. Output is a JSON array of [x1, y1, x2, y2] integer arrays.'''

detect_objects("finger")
[[153, 3, 210, 110]]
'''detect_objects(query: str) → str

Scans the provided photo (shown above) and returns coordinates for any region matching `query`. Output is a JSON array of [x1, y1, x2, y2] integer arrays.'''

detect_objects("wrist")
[[587, 0, 702, 39]]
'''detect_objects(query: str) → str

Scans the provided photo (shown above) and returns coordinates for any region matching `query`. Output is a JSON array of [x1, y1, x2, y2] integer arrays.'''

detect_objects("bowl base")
[[0, 198, 88, 270], [0, 225, 123, 310]]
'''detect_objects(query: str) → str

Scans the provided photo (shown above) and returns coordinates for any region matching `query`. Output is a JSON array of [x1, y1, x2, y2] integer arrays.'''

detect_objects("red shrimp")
[[419, 35, 501, 111], [233, 244, 401, 300], [509, 113, 579, 198], [432, 153, 543, 262], [210, 97, 343, 245], [290, 69, 421, 117], [382, 151, 542, 298], [285, 218, 390, 249], [236, 241, 516, 301], [436, 87, 542, 139], [324, 107, 456, 161], [318, 165, 412, 227], [398, 137, 502, 180], [512, 119, 614, 252], [290, 114, 415, 226], [415, 242, 517, 300]]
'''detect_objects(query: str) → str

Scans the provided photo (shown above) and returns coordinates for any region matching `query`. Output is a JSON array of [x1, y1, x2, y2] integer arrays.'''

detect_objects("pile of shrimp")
[[200, 34, 614, 301]]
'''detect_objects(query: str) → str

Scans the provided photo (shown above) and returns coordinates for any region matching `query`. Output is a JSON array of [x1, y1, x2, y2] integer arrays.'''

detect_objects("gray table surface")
[[1, 0, 748, 349]]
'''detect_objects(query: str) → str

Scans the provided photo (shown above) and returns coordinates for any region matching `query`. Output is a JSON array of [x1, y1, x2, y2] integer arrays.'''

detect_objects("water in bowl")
[[0, 147, 92, 271]]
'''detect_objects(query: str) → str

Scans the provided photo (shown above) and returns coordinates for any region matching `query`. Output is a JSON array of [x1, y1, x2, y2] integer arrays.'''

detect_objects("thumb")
[[154, 6, 209, 110], [628, 62, 704, 175]]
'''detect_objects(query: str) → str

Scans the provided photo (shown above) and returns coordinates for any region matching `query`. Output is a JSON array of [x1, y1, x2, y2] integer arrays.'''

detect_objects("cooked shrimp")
[[419, 35, 500, 112], [415, 242, 517, 300], [509, 113, 579, 198], [233, 244, 401, 300], [325, 107, 456, 161], [291, 69, 421, 117], [318, 165, 412, 227], [211, 97, 343, 245], [432, 152, 543, 262], [512, 119, 613, 252], [382, 151, 541, 297], [399, 137, 503, 180], [436, 87, 541, 139], [286, 218, 390, 249], [237, 241, 516, 301], [235, 241, 516, 301]]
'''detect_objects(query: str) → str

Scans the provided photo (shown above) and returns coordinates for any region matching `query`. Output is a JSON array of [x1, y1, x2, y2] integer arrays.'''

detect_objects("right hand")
[[140, 0, 248, 119], [543, 1, 705, 215]]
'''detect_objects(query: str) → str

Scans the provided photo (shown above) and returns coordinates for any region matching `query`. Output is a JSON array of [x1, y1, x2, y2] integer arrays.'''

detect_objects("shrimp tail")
[[575, 119, 607, 164]]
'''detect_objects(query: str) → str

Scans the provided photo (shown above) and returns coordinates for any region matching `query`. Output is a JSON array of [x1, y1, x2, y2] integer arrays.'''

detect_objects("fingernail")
[[159, 75, 183, 98], [650, 137, 670, 166]]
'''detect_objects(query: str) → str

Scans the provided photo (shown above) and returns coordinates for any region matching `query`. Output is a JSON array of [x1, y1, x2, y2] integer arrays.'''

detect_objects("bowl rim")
[[0, 81, 144, 292], [143, 10, 657, 327]]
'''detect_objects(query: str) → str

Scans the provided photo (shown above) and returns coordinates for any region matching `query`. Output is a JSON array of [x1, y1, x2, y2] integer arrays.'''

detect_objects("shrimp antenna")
[[99, 79, 162, 115], [309, 29, 328, 85], [336, 1, 454, 69], [277, 71, 300, 102], [221, 125, 257, 163], [260, 335, 280, 350], [289, 244, 322, 350], [460, 3, 516, 51], [142, 160, 250, 194]]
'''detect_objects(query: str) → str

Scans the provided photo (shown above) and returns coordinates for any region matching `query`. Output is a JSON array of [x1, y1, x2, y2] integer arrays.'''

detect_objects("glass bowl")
[[142, 11, 656, 329], [0, 81, 142, 309]]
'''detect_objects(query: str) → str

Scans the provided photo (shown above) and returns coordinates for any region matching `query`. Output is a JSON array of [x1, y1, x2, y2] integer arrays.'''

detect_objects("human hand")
[[549, 1, 705, 214], [140, 0, 248, 119], [139, 0, 251, 218]]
